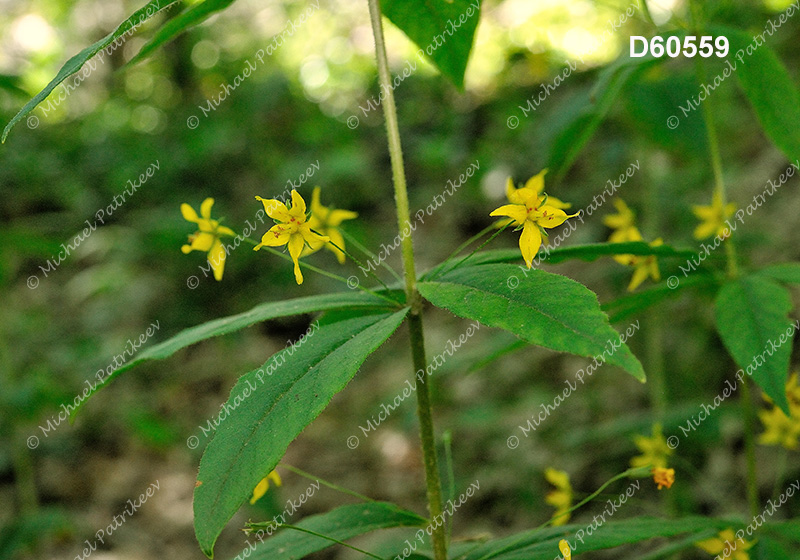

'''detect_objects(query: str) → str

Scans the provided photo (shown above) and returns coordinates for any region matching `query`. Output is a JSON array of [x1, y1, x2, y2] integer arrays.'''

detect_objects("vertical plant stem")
[[366, 1, 447, 559], [689, 4, 757, 514]]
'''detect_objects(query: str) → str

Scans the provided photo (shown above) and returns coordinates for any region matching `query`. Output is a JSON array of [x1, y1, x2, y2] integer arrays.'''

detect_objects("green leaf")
[[717, 26, 800, 163], [73, 291, 399, 419], [2, 0, 179, 143], [447, 242, 699, 270], [756, 263, 800, 285], [714, 275, 795, 413], [380, 0, 482, 88], [127, 0, 239, 67], [602, 272, 718, 323], [460, 516, 735, 560], [244, 502, 426, 560], [418, 264, 645, 381], [193, 309, 408, 557]]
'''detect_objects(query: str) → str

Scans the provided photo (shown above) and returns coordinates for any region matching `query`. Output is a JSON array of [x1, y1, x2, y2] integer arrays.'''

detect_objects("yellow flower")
[[696, 529, 754, 560], [603, 202, 662, 291], [254, 190, 329, 285], [627, 238, 663, 292], [651, 467, 675, 490], [249, 469, 282, 505], [559, 539, 572, 560], [692, 192, 736, 240], [758, 406, 800, 450], [603, 198, 636, 232], [631, 424, 673, 469], [544, 468, 573, 525], [507, 170, 571, 210], [181, 198, 235, 281], [490, 179, 578, 268], [305, 187, 358, 264]]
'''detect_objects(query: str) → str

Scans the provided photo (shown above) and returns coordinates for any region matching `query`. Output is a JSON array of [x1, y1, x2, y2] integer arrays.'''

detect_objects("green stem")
[[279, 464, 375, 503], [689, 6, 755, 515], [740, 378, 760, 517], [259, 524, 383, 559], [340, 229, 404, 284], [366, 1, 447, 558]]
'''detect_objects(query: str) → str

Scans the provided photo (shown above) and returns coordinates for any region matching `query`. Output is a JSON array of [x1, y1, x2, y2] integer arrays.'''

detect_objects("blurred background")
[[1, 0, 799, 558]]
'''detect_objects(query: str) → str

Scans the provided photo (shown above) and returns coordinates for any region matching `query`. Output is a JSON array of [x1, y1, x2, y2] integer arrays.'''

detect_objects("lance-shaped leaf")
[[418, 264, 644, 380], [717, 26, 800, 163], [244, 502, 426, 560], [2, 0, 179, 142], [127, 0, 240, 67], [194, 309, 408, 557], [461, 516, 737, 560], [714, 275, 795, 413], [73, 291, 399, 419], [381, 0, 482, 89]]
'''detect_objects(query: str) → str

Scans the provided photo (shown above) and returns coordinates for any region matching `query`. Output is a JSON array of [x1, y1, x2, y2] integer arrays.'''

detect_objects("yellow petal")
[[536, 206, 575, 229], [181, 244, 193, 254], [290, 189, 307, 217], [696, 537, 724, 554], [524, 169, 548, 194], [288, 233, 305, 284], [256, 196, 291, 222], [217, 225, 236, 237], [693, 221, 718, 240], [490, 204, 528, 225], [328, 208, 358, 227], [200, 198, 215, 220], [519, 221, 542, 268], [544, 468, 571, 491], [250, 477, 270, 505], [181, 203, 200, 223], [191, 232, 215, 252], [326, 228, 347, 264], [258, 225, 291, 247], [267, 470, 282, 487], [505, 177, 517, 202], [545, 196, 572, 210], [208, 238, 227, 281], [559, 539, 571, 560], [311, 186, 323, 215]]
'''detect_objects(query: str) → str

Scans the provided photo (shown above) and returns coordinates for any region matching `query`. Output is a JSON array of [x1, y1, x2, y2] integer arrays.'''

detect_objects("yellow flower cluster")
[[692, 192, 736, 240], [181, 188, 357, 285], [758, 373, 800, 450], [603, 199, 662, 292]]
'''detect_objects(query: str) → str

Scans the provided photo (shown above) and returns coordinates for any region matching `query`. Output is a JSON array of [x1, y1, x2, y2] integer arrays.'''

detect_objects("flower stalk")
[[366, 1, 447, 559]]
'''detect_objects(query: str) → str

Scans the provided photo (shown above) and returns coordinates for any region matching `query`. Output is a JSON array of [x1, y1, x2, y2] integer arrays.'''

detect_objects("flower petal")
[[311, 186, 323, 215], [208, 238, 227, 281], [505, 177, 517, 202], [256, 196, 291, 222], [290, 189, 307, 217], [259, 225, 291, 247], [490, 204, 528, 225], [181, 203, 200, 223], [328, 208, 358, 226], [200, 198, 215, 220], [519, 221, 542, 268], [287, 233, 305, 284], [537, 206, 577, 229], [326, 228, 347, 264], [523, 168, 548, 194], [216, 225, 236, 237], [191, 232, 215, 252]]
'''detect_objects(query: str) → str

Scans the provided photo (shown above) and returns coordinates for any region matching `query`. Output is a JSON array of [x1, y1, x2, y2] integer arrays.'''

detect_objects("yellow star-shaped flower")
[[631, 424, 673, 469], [254, 190, 329, 285], [250, 469, 282, 504], [627, 238, 663, 292], [305, 187, 358, 264], [696, 529, 754, 560], [603, 198, 636, 233], [544, 468, 573, 525], [692, 192, 736, 240], [651, 467, 675, 490], [181, 198, 235, 281], [490, 179, 578, 268]]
